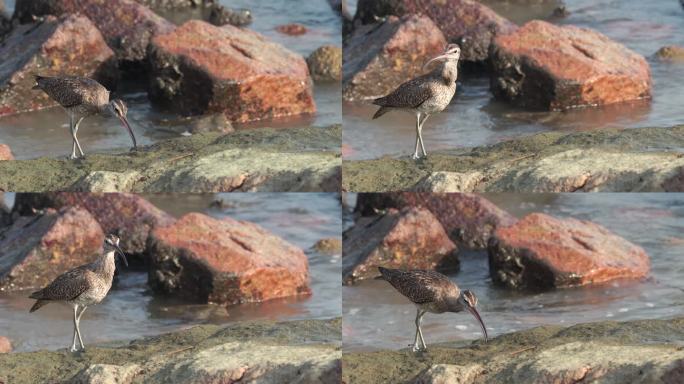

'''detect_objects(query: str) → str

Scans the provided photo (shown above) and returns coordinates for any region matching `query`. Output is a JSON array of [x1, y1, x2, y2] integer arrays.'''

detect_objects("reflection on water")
[[0, 193, 341, 352], [344, 0, 684, 160], [343, 194, 684, 351], [0, 0, 341, 160]]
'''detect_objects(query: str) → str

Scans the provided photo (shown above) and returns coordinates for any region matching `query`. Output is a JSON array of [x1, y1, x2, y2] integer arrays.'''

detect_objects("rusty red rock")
[[0, 15, 117, 117], [276, 23, 308, 36], [148, 213, 311, 305], [353, 0, 517, 65], [490, 20, 652, 111], [0, 144, 13, 160], [148, 20, 316, 122], [0, 207, 104, 291], [13, 0, 175, 63], [355, 193, 517, 249], [488, 213, 650, 290], [343, 207, 459, 284], [12, 193, 175, 257], [343, 14, 447, 101], [0, 336, 11, 353]]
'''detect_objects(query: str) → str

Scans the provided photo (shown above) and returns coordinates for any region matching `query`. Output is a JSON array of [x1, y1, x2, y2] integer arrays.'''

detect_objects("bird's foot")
[[411, 344, 427, 353], [411, 153, 420, 160], [68, 154, 79, 160], [69, 346, 79, 353]]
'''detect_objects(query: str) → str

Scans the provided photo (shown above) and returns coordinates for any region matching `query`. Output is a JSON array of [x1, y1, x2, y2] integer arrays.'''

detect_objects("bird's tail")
[[372, 106, 390, 119], [29, 299, 48, 313], [32, 74, 46, 90], [376, 266, 392, 280]]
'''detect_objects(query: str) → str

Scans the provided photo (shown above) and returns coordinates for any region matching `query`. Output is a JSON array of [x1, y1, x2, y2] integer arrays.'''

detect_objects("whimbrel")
[[372, 44, 461, 160], [378, 266, 487, 352], [29, 234, 128, 352], [33, 75, 137, 159]]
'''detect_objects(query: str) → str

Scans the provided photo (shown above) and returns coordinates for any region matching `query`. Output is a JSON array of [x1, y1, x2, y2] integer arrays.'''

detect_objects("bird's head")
[[107, 99, 137, 150], [459, 289, 488, 342], [104, 234, 128, 267], [423, 44, 461, 70]]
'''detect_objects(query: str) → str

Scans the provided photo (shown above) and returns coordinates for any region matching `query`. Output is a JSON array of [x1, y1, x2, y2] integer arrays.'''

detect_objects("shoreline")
[[343, 125, 684, 192], [0, 125, 341, 193], [343, 316, 684, 383], [0, 317, 342, 384]]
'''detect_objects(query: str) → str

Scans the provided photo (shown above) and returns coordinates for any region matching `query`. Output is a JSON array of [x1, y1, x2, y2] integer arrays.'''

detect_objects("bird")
[[378, 266, 487, 352], [29, 234, 128, 352], [371, 44, 461, 160], [33, 75, 137, 160]]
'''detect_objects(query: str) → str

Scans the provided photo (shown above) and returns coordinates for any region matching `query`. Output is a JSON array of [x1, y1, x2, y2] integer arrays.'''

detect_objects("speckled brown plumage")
[[31, 75, 136, 159], [34, 75, 110, 115], [28, 234, 126, 352], [378, 265, 488, 349], [28, 258, 115, 313], [372, 60, 458, 116], [370, 44, 461, 159], [378, 267, 460, 309]]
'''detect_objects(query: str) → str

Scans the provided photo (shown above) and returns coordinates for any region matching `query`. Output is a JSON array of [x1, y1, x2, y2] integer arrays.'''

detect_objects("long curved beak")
[[466, 305, 488, 342], [118, 115, 137, 150], [114, 244, 128, 267], [423, 53, 452, 71]]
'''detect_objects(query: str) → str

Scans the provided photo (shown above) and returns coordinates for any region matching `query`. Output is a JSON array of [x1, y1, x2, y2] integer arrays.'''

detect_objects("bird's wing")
[[30, 266, 92, 301], [35, 76, 107, 108], [373, 76, 435, 109], [382, 269, 455, 304]]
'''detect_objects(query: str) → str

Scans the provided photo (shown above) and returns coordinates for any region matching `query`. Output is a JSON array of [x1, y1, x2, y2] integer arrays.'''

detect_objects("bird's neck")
[[99, 104, 111, 116], [441, 61, 458, 85], [447, 296, 464, 312], [93, 250, 116, 276]]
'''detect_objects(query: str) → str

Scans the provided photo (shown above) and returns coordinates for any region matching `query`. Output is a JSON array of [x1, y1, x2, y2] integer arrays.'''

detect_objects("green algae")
[[342, 125, 684, 192], [343, 317, 684, 384], [0, 317, 341, 384], [0, 125, 341, 192]]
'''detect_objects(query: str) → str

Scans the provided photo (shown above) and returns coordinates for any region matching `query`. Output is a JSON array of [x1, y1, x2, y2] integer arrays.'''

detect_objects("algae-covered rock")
[[0, 318, 341, 384], [0, 125, 341, 193], [307, 45, 342, 83], [654, 45, 684, 62], [70, 363, 141, 384], [343, 125, 684, 192], [312, 237, 342, 255], [343, 317, 684, 384]]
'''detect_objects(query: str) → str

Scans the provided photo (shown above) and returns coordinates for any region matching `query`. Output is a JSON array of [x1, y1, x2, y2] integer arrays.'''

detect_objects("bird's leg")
[[416, 310, 428, 351], [73, 117, 86, 159], [69, 113, 78, 160], [418, 114, 430, 159], [412, 309, 421, 352], [75, 306, 87, 351], [412, 113, 421, 160], [412, 308, 427, 352], [70, 305, 79, 352]]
